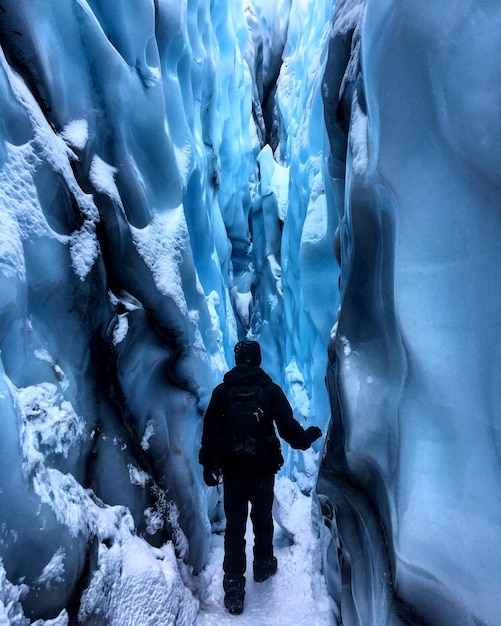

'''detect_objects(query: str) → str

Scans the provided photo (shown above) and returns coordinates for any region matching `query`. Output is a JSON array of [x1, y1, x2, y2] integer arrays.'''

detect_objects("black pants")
[[223, 472, 275, 579]]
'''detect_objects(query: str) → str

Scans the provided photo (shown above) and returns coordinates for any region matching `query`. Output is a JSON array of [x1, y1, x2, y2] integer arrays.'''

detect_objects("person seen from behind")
[[199, 340, 322, 615]]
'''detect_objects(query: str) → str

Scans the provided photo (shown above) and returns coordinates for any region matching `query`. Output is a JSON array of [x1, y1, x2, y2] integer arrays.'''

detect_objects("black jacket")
[[199, 364, 314, 476]]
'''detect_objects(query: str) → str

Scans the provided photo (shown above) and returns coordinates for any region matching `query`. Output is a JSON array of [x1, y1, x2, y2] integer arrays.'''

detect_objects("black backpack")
[[221, 383, 282, 472]]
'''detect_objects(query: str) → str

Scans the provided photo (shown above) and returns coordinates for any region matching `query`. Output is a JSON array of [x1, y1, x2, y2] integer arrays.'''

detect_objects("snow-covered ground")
[[195, 477, 335, 625]]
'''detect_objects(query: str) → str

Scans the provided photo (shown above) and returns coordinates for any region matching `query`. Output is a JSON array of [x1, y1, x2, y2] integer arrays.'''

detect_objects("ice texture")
[[1, 0, 500, 624], [0, 0, 332, 622], [0, 0, 254, 620], [319, 1, 501, 625]]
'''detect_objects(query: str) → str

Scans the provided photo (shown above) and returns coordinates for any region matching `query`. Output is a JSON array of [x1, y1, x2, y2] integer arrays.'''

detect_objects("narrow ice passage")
[[195, 478, 335, 625], [2, 0, 501, 623]]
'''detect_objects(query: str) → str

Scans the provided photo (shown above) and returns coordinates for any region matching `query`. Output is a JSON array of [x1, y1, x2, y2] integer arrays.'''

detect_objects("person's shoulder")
[[260, 375, 285, 399], [256, 366, 273, 380], [267, 380, 286, 397], [210, 380, 228, 398], [261, 374, 278, 388]]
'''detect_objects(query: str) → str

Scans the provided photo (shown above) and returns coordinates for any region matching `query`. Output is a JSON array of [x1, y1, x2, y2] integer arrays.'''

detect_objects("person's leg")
[[249, 474, 277, 581], [222, 475, 248, 613], [223, 475, 249, 578]]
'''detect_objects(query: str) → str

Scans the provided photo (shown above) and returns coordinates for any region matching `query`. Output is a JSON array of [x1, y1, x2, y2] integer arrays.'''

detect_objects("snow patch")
[[113, 312, 129, 345], [144, 507, 164, 536], [59, 119, 89, 150], [79, 512, 198, 626], [350, 93, 369, 174], [131, 206, 190, 313], [339, 334, 351, 356], [0, 559, 69, 625], [231, 287, 253, 329], [206, 290, 224, 348], [0, 190, 25, 281], [175, 139, 194, 188], [128, 464, 149, 487], [271, 162, 290, 221], [89, 155, 121, 203], [69, 219, 99, 281], [18, 383, 85, 478], [257, 145, 290, 221], [0, 59, 100, 282], [141, 420, 155, 451], [33, 350, 69, 390], [2, 51, 99, 224], [196, 478, 334, 624], [284, 359, 310, 418], [301, 194, 327, 245], [35, 547, 66, 590]]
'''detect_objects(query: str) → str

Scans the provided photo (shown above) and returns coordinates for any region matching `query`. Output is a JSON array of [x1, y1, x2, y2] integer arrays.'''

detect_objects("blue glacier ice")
[[0, 0, 500, 624], [319, 1, 501, 625]]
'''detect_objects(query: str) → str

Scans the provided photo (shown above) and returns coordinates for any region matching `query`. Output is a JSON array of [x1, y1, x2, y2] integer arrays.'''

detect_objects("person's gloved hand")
[[306, 425, 322, 444], [203, 468, 219, 487]]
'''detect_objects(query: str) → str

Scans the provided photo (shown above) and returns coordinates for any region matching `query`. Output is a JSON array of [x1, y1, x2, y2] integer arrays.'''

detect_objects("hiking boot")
[[253, 556, 278, 582], [223, 575, 245, 615]]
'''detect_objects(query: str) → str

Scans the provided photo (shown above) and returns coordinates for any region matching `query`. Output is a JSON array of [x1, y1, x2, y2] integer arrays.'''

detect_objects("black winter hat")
[[234, 340, 262, 366]]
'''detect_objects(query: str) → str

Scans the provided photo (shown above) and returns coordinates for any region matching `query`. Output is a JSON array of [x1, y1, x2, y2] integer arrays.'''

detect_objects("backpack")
[[221, 383, 282, 472]]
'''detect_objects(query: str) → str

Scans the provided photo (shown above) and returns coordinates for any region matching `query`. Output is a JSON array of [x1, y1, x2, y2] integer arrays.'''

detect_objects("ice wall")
[[4, 0, 498, 623], [320, 1, 501, 625], [0, 0, 258, 622], [240, 0, 338, 483], [0, 0, 335, 622], [275, 0, 338, 470]]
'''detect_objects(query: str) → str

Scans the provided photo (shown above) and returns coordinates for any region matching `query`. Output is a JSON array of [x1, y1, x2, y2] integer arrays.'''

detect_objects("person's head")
[[234, 340, 262, 366]]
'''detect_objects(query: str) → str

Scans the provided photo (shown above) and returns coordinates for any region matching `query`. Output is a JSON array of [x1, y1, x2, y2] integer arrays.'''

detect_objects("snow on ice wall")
[[0, 0, 257, 622], [319, 1, 501, 625], [0, 0, 334, 623], [247, 0, 338, 484], [2, 0, 499, 624]]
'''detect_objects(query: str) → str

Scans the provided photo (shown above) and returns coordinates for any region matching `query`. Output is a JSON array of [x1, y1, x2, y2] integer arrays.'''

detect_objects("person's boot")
[[223, 575, 245, 615], [253, 556, 278, 583]]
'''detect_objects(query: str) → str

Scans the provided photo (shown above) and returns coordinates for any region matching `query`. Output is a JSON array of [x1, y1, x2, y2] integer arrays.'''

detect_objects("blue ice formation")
[[319, 1, 501, 625], [0, 0, 500, 625]]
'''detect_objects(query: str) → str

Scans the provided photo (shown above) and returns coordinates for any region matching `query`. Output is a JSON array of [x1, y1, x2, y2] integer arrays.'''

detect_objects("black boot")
[[223, 575, 245, 615], [253, 556, 278, 582]]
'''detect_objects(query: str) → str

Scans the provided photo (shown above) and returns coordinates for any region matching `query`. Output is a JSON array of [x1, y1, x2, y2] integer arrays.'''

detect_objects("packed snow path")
[[195, 478, 335, 625]]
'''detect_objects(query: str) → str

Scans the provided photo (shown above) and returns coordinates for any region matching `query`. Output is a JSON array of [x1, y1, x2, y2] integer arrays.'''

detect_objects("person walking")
[[199, 340, 322, 615]]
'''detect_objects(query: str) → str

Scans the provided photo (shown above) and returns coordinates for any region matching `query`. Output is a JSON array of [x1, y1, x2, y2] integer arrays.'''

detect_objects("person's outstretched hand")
[[203, 468, 219, 487], [306, 425, 322, 443]]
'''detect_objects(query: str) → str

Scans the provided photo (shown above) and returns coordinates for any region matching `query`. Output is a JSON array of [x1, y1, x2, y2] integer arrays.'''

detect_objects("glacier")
[[0, 0, 500, 625]]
